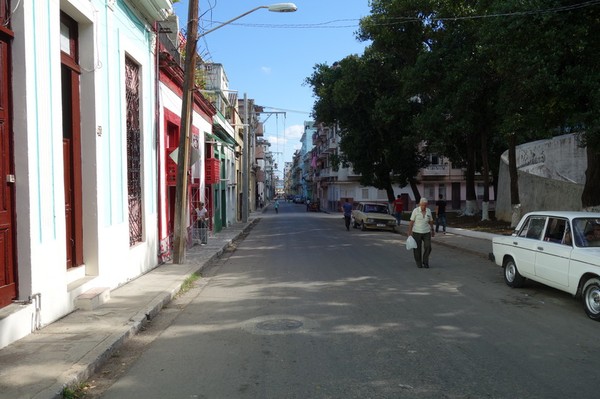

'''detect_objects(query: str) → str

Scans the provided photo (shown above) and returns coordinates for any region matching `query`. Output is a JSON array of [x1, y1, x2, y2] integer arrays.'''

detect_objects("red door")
[[0, 26, 17, 306], [61, 13, 83, 269]]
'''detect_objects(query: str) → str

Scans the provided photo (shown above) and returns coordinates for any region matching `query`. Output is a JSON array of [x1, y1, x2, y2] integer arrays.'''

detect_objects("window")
[[438, 184, 446, 200], [543, 218, 567, 244], [573, 218, 600, 247], [361, 188, 369, 200], [126, 56, 143, 246], [424, 184, 435, 201], [518, 217, 546, 240], [476, 183, 485, 200]]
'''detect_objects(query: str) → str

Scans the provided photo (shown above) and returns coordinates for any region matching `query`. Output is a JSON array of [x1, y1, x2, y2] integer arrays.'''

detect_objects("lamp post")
[[173, 2, 297, 264]]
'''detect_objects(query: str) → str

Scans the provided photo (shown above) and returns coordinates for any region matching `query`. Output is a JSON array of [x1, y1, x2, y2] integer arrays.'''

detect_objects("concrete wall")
[[495, 134, 587, 222]]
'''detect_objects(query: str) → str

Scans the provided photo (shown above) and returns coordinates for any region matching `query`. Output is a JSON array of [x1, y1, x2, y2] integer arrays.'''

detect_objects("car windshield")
[[364, 205, 389, 214], [572, 218, 600, 247]]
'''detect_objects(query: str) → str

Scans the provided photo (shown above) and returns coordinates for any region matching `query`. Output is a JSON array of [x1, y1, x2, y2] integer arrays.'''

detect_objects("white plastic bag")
[[406, 236, 418, 250]]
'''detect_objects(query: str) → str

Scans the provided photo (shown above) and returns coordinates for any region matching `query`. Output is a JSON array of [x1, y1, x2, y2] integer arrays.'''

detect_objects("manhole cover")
[[242, 315, 318, 335], [256, 319, 304, 331]]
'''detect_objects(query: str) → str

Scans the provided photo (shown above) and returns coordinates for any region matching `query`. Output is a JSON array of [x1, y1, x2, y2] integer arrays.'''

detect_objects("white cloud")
[[266, 134, 286, 145], [285, 124, 304, 140], [260, 66, 272, 75], [265, 124, 304, 146]]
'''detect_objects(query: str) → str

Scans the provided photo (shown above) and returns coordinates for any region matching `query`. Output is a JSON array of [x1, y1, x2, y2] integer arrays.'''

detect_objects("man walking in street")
[[435, 194, 447, 234], [393, 195, 404, 225], [408, 197, 435, 268], [342, 199, 353, 231]]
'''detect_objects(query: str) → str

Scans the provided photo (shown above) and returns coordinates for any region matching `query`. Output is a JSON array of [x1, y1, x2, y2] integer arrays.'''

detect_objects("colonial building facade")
[[0, 0, 174, 349]]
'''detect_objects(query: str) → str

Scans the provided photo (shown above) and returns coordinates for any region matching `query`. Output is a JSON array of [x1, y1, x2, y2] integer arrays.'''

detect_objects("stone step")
[[75, 287, 111, 311]]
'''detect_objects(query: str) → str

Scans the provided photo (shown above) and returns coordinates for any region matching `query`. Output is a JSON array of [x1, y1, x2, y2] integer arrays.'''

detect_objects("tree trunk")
[[408, 177, 421, 207], [385, 182, 395, 213], [508, 133, 521, 226], [464, 135, 478, 216], [582, 146, 600, 211], [481, 128, 490, 221], [385, 183, 395, 203]]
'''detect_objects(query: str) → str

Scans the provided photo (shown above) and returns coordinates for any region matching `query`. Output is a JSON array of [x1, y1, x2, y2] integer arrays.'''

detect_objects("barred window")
[[125, 56, 142, 246]]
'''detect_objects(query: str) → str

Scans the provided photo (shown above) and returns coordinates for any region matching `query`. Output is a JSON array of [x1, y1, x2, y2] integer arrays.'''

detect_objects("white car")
[[351, 202, 397, 232], [492, 211, 600, 321]]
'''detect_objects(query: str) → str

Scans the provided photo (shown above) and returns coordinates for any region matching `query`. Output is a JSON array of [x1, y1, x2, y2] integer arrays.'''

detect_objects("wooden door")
[[0, 25, 16, 306], [61, 13, 83, 268]]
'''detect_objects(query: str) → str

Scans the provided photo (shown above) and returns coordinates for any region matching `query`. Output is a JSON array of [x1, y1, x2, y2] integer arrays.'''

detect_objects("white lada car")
[[492, 211, 600, 321]]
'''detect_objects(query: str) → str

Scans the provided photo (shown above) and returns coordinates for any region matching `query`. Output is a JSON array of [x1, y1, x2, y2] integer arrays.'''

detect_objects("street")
[[89, 201, 600, 399]]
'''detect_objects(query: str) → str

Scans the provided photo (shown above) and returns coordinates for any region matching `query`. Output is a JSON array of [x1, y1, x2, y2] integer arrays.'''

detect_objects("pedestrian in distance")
[[342, 199, 353, 231], [195, 202, 208, 245], [195, 202, 208, 228], [274, 199, 279, 214], [407, 197, 435, 268], [393, 194, 404, 226], [435, 194, 447, 234]]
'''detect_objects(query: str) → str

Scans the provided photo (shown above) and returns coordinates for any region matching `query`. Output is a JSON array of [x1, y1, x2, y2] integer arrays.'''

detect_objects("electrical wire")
[[198, 0, 600, 31], [261, 106, 311, 114]]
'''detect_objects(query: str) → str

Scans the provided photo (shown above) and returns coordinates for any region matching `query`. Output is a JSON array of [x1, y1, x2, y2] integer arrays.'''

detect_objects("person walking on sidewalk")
[[342, 199, 353, 231], [274, 199, 279, 214], [195, 202, 208, 228], [435, 194, 447, 233], [408, 197, 435, 268], [393, 195, 404, 225], [195, 202, 209, 245]]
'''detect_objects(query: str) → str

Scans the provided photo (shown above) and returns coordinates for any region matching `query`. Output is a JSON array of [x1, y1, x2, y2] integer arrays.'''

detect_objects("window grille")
[[126, 57, 142, 246]]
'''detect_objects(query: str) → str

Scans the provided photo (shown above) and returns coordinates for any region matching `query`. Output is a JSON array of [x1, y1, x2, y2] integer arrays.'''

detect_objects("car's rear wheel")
[[582, 278, 600, 321], [503, 257, 525, 288]]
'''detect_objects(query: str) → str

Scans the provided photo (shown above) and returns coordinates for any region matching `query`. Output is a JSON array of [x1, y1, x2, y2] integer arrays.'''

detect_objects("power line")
[[200, 1, 600, 30], [260, 106, 311, 114]]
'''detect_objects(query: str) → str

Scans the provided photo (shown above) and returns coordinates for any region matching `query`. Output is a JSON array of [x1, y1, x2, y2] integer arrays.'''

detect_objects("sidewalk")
[[0, 213, 498, 399], [0, 217, 259, 399]]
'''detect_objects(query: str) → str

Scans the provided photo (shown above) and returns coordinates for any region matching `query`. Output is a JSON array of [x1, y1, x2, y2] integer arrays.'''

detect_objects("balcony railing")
[[420, 164, 451, 176]]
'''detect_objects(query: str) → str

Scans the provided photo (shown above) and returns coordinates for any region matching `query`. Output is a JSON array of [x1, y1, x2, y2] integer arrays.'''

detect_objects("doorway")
[[60, 13, 83, 268], [0, 23, 17, 307]]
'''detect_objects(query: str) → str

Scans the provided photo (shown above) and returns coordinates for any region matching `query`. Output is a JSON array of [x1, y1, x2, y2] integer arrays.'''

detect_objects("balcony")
[[312, 132, 324, 146], [420, 164, 450, 177], [317, 149, 328, 160], [327, 136, 338, 149], [319, 168, 338, 178]]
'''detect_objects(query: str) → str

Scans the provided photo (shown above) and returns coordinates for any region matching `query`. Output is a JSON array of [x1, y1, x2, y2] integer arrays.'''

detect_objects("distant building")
[[288, 121, 495, 214]]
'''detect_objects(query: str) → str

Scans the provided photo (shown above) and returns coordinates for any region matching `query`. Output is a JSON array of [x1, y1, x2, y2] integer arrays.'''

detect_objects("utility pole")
[[173, 0, 198, 264], [173, 3, 297, 262], [242, 93, 249, 223]]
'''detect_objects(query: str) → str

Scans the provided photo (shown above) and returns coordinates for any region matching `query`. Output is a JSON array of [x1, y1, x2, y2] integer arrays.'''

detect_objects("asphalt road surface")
[[89, 201, 600, 399]]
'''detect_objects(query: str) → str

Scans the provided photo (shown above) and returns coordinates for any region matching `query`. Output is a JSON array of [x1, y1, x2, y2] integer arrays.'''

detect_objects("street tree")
[[306, 49, 426, 203], [479, 0, 600, 216]]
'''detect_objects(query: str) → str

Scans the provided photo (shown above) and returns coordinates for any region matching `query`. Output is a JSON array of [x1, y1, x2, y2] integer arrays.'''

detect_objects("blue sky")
[[172, 1, 371, 176]]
